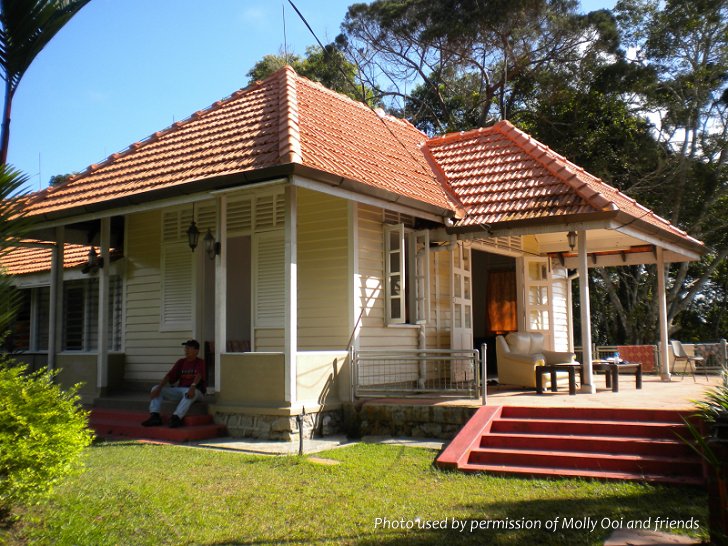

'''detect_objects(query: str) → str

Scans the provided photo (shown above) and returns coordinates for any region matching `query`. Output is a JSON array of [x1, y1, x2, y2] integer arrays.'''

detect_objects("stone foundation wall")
[[215, 409, 343, 441], [351, 403, 479, 439], [214, 402, 478, 441]]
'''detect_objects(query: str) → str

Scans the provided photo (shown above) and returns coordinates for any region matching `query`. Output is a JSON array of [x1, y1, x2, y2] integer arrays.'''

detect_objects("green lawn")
[[5, 441, 708, 545]]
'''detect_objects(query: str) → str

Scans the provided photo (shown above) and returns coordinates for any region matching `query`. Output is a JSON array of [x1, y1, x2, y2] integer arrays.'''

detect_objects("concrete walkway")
[[188, 434, 445, 456]]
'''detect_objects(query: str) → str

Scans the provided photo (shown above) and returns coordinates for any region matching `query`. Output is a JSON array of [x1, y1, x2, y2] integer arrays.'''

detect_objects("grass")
[[4, 441, 708, 545]]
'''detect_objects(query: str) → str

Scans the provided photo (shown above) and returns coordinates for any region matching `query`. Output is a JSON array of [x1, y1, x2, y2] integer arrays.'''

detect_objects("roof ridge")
[[494, 120, 617, 212], [293, 71, 429, 139], [427, 126, 497, 147], [419, 144, 467, 219], [277, 66, 303, 164]]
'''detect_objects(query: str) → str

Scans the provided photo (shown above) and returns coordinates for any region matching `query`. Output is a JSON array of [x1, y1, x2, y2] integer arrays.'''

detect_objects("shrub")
[[0, 358, 94, 520]]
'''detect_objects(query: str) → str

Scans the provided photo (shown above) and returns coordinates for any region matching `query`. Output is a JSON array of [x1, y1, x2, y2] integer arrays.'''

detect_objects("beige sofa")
[[495, 332, 577, 388]]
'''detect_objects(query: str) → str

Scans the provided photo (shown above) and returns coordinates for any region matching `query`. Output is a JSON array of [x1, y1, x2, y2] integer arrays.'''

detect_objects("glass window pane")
[[528, 309, 549, 330], [390, 275, 401, 296], [390, 298, 401, 320], [389, 231, 400, 250], [455, 274, 461, 298], [389, 252, 401, 274], [455, 304, 462, 328], [528, 286, 548, 305]]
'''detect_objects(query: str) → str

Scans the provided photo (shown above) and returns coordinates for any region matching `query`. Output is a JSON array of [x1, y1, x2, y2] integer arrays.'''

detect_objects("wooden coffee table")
[[592, 360, 642, 392], [535, 363, 580, 395]]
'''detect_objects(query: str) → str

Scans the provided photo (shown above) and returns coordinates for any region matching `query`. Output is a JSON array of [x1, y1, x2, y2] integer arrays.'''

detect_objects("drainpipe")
[[297, 406, 306, 456]]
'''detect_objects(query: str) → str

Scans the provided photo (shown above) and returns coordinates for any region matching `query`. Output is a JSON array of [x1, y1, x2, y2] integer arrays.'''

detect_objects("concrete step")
[[436, 406, 705, 485], [455, 461, 704, 486], [92, 393, 213, 416], [499, 406, 691, 423], [89, 408, 226, 443], [480, 433, 695, 458], [490, 418, 688, 440], [466, 447, 702, 476]]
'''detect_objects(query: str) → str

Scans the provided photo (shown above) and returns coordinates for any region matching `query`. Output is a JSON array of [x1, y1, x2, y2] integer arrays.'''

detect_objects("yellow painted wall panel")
[[296, 188, 350, 350]]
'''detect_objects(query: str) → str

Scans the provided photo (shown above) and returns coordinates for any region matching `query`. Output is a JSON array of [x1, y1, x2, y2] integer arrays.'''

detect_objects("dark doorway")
[[472, 250, 517, 379]]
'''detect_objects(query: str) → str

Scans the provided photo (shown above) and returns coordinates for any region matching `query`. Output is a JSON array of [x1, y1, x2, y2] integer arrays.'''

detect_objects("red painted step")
[[490, 418, 686, 439], [90, 408, 226, 443], [436, 406, 704, 485]]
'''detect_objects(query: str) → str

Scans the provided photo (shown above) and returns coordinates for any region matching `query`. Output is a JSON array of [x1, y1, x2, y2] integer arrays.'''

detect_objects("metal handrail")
[[352, 347, 482, 399]]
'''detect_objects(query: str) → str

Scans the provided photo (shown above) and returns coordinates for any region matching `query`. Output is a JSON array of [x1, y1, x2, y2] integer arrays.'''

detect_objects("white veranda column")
[[284, 185, 298, 404], [656, 247, 671, 381], [97, 217, 110, 391], [215, 195, 227, 392], [578, 230, 595, 393], [48, 226, 64, 371]]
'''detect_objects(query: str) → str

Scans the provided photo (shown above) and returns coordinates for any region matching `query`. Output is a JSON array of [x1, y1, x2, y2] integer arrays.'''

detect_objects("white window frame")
[[384, 223, 430, 325]]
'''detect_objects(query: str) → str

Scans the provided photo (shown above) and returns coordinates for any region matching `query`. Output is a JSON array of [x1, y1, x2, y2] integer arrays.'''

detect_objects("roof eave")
[[26, 165, 297, 224], [449, 209, 705, 261], [292, 164, 453, 221]]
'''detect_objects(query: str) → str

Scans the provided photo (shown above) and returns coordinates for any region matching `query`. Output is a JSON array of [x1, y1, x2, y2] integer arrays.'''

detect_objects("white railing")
[[351, 348, 484, 400]]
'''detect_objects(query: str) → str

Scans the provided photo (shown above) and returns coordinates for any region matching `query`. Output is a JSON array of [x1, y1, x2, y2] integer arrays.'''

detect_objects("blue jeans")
[[149, 386, 203, 418]]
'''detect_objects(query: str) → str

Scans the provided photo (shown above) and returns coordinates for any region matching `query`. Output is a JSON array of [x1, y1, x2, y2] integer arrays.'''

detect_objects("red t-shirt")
[[168, 357, 206, 392]]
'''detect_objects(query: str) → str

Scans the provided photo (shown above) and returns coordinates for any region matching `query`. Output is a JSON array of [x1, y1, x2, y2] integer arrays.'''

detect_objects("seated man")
[[142, 339, 206, 428]]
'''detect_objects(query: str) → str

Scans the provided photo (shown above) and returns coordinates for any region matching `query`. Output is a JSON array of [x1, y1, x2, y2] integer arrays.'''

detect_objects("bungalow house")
[[2, 66, 704, 439]]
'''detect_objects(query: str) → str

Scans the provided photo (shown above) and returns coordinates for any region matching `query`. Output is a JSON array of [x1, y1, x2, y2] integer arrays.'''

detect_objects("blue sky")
[[7, 0, 615, 192]]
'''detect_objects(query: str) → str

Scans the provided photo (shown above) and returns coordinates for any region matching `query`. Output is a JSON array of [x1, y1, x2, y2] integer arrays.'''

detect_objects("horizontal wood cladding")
[[124, 210, 191, 382], [297, 189, 350, 350], [356, 204, 417, 351]]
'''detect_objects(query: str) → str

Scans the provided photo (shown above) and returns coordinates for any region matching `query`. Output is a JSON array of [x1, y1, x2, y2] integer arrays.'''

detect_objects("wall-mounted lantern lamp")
[[82, 247, 104, 275], [567, 230, 577, 252], [187, 219, 200, 251], [204, 229, 220, 259]]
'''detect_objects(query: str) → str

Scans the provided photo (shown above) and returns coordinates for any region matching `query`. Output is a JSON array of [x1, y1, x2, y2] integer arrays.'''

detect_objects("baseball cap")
[[181, 339, 200, 349]]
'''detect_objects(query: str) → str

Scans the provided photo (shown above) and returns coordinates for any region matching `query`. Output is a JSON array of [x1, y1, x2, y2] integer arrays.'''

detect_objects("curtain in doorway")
[[487, 270, 517, 333]]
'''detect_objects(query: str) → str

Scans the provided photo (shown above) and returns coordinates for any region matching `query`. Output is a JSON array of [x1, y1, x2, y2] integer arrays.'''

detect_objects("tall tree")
[[338, 0, 617, 133], [0, 0, 91, 164], [605, 0, 728, 340], [247, 43, 377, 106]]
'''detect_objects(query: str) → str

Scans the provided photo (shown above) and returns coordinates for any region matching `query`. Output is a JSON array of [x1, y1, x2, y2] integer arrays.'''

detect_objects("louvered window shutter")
[[254, 231, 285, 327], [161, 210, 193, 331], [161, 242, 193, 330]]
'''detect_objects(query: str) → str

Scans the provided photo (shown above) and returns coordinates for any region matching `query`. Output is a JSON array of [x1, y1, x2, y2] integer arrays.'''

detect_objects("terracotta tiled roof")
[[426, 120, 700, 245], [23, 67, 455, 218], [18, 67, 700, 251], [0, 242, 96, 276]]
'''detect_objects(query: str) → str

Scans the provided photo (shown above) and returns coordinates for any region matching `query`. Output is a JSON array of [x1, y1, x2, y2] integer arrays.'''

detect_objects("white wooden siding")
[[356, 205, 417, 350], [297, 189, 350, 350], [551, 264, 570, 352], [124, 210, 192, 382]]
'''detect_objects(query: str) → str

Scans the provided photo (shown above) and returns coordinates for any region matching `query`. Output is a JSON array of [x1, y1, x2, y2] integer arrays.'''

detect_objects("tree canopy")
[[247, 43, 377, 106], [328, 0, 728, 343], [0, 0, 91, 163]]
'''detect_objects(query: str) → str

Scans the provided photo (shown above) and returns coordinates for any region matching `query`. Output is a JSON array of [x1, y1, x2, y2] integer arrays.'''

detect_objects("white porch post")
[[214, 195, 227, 391], [97, 217, 110, 392], [284, 185, 298, 404], [47, 227, 64, 371], [578, 230, 595, 393], [656, 247, 672, 381]]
